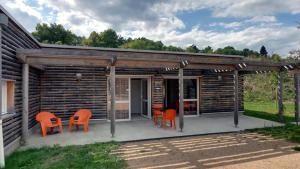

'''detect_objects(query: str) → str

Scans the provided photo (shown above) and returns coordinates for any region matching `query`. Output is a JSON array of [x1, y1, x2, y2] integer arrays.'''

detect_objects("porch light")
[[217, 75, 222, 81], [76, 73, 82, 81]]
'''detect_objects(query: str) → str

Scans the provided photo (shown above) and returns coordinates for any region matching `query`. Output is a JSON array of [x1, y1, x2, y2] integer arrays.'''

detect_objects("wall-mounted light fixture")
[[76, 73, 82, 81], [217, 75, 222, 81]]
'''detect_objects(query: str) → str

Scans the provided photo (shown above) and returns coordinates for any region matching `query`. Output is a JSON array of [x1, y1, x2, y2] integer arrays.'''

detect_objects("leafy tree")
[[260, 45, 268, 57], [32, 23, 82, 45], [186, 44, 200, 53], [215, 46, 242, 55], [163, 45, 185, 52], [82, 29, 125, 48], [121, 37, 164, 50], [201, 46, 214, 53]]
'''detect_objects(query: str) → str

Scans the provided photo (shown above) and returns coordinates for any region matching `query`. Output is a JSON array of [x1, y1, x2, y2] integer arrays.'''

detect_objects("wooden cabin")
[[0, 5, 298, 157]]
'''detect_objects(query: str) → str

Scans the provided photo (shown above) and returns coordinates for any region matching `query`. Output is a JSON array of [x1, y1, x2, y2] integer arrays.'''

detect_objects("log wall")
[[200, 72, 243, 113], [0, 13, 40, 146], [40, 66, 107, 121]]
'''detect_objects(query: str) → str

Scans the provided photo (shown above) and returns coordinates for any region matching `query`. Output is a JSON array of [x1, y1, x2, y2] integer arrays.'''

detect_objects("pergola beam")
[[277, 71, 284, 122], [110, 57, 117, 137], [21, 63, 29, 144], [234, 69, 239, 127], [294, 73, 299, 125], [178, 67, 184, 132]]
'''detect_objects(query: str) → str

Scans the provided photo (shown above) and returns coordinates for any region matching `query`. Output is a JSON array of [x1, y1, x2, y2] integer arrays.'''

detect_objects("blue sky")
[[1, 0, 300, 56]]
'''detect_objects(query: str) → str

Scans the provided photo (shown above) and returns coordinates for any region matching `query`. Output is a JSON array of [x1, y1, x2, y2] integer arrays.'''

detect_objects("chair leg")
[[41, 126, 47, 137], [84, 123, 88, 132], [174, 119, 176, 129], [69, 121, 73, 132], [59, 125, 63, 133]]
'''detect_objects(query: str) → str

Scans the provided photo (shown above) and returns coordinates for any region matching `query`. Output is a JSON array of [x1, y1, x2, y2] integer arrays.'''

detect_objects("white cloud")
[[209, 22, 242, 29], [246, 16, 277, 23]]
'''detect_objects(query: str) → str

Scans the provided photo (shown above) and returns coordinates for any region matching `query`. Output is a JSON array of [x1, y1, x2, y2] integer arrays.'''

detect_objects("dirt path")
[[112, 132, 300, 169]]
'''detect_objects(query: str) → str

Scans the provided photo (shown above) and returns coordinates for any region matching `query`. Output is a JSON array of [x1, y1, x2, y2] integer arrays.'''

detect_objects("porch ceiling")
[[16, 45, 287, 73]]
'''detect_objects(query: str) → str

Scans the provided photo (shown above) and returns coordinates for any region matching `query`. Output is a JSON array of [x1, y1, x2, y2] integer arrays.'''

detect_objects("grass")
[[247, 124, 300, 151], [4, 142, 126, 169], [244, 101, 296, 123]]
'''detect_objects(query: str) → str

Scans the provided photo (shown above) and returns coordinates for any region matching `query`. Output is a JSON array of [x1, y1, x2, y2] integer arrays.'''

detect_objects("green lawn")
[[244, 101, 296, 123], [247, 124, 300, 151], [4, 142, 126, 169]]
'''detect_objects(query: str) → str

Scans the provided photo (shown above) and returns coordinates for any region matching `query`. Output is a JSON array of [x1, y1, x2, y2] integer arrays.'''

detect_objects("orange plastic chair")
[[163, 109, 176, 129], [152, 104, 164, 126], [69, 109, 92, 132], [36, 112, 63, 137]]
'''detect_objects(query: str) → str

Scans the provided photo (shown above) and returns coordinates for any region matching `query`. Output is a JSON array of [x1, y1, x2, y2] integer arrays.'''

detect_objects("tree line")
[[32, 23, 278, 60]]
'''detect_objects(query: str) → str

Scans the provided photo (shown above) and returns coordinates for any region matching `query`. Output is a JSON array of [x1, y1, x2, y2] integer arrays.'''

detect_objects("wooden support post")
[[277, 71, 284, 122], [0, 26, 5, 168], [294, 74, 299, 125], [234, 70, 239, 127], [21, 64, 29, 144], [178, 68, 184, 132], [110, 66, 116, 137]]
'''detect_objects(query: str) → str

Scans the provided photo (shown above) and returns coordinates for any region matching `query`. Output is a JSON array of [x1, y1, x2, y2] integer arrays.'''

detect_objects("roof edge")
[[40, 43, 244, 59]]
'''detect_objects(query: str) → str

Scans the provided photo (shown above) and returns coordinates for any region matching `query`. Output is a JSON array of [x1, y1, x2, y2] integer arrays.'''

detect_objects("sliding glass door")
[[183, 79, 198, 116], [108, 77, 130, 120]]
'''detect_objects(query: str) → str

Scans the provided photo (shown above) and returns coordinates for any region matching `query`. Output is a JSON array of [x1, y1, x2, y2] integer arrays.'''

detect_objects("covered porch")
[[16, 44, 300, 145], [25, 114, 281, 148]]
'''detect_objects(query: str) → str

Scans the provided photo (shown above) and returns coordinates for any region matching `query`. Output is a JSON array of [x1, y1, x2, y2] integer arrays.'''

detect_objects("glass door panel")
[[116, 78, 130, 119], [183, 79, 198, 115], [141, 79, 148, 117]]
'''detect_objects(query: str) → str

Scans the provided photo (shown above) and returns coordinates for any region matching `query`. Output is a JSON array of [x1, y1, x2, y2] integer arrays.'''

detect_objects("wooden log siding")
[[200, 72, 243, 113], [40, 66, 107, 121], [151, 75, 165, 106], [0, 13, 40, 146]]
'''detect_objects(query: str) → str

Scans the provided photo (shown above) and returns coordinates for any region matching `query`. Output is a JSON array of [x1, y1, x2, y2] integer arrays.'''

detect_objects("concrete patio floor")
[[25, 114, 282, 148]]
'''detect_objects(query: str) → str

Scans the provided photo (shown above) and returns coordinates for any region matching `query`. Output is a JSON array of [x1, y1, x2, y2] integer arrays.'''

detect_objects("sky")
[[1, 0, 300, 56]]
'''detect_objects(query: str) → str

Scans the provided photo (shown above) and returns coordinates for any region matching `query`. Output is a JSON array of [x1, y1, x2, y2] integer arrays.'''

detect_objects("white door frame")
[[108, 75, 152, 121]]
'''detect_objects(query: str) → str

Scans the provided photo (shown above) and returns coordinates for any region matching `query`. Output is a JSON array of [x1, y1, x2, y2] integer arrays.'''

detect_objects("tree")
[[201, 46, 213, 53], [214, 46, 242, 55], [121, 37, 164, 50], [163, 45, 185, 52], [32, 23, 82, 45], [186, 44, 200, 53], [260, 45, 268, 57], [82, 29, 124, 48]]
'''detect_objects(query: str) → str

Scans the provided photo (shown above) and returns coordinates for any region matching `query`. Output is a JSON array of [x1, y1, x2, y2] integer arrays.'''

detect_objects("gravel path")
[[112, 132, 300, 169]]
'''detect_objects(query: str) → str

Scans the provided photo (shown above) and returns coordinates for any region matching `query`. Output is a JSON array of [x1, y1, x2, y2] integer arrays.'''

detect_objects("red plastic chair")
[[36, 112, 63, 137], [163, 109, 176, 129], [152, 104, 164, 126], [69, 109, 92, 132]]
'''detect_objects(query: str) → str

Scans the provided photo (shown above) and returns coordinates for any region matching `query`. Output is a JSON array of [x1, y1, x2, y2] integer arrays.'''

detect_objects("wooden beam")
[[294, 74, 299, 125], [21, 63, 29, 144], [17, 48, 243, 65], [278, 71, 284, 122], [178, 68, 184, 132], [234, 70, 239, 127], [110, 66, 116, 137], [187, 64, 235, 70], [0, 23, 5, 168], [26, 57, 109, 67]]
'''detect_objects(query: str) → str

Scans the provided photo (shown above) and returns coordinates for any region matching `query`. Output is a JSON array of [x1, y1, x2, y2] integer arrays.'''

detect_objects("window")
[[2, 80, 15, 114]]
